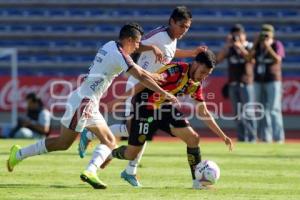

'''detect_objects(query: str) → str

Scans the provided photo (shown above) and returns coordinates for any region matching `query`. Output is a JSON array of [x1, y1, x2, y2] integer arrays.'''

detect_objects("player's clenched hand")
[[163, 92, 180, 107], [224, 136, 234, 151], [151, 73, 166, 85], [194, 45, 208, 56], [151, 45, 164, 63]]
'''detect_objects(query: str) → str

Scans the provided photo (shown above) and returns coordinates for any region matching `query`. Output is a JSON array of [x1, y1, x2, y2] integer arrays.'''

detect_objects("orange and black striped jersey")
[[137, 62, 204, 109]]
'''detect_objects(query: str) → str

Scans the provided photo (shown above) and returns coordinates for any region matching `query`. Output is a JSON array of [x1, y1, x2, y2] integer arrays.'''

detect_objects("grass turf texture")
[[1, 139, 300, 200]]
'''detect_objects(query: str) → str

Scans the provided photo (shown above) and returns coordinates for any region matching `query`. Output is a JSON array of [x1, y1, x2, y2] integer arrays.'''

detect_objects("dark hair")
[[26, 92, 43, 107], [169, 6, 192, 24], [26, 92, 37, 101], [195, 50, 216, 69], [230, 24, 245, 33], [119, 22, 144, 40]]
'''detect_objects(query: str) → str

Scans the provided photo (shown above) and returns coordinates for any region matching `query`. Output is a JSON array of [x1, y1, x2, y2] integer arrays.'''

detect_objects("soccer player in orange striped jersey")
[[111, 50, 233, 189]]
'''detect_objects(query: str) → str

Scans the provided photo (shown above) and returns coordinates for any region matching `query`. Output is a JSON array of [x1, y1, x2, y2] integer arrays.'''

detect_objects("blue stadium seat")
[[30, 25, 48, 32], [6, 9, 24, 16], [281, 10, 298, 17], [53, 40, 72, 47], [48, 9, 67, 17], [34, 55, 57, 62], [30, 40, 51, 47], [9, 25, 28, 32], [19, 55, 33, 62], [191, 9, 217, 16], [26, 9, 46, 16], [220, 10, 239, 17], [190, 26, 220, 32], [261, 10, 278, 17], [51, 25, 69, 32], [95, 25, 115, 32], [71, 25, 89, 32], [88, 9, 104, 16], [68, 9, 87, 16], [240, 10, 259, 17], [79, 40, 98, 48], [284, 56, 300, 63]]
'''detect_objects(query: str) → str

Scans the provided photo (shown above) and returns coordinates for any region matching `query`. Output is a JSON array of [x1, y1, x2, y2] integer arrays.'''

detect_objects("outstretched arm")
[[127, 64, 179, 105], [136, 43, 164, 63], [195, 101, 233, 151], [175, 46, 207, 58]]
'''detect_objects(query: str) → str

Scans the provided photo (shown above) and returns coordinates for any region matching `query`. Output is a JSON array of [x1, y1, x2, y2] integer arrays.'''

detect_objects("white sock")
[[86, 130, 97, 140], [125, 142, 147, 175], [109, 124, 129, 137], [85, 124, 128, 141], [16, 139, 48, 160], [86, 144, 112, 174]]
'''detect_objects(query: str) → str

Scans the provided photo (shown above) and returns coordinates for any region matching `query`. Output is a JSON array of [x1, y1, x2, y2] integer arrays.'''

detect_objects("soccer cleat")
[[78, 128, 90, 158], [80, 170, 107, 189], [120, 170, 142, 187], [192, 180, 210, 190], [7, 145, 22, 172]]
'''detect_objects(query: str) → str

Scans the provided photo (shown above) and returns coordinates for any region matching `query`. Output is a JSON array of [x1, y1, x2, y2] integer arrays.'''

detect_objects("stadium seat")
[[0, 1, 297, 71]]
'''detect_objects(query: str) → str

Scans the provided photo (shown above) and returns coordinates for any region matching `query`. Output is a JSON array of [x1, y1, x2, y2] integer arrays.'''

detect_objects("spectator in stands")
[[9, 93, 51, 139], [251, 24, 285, 143], [217, 24, 257, 142]]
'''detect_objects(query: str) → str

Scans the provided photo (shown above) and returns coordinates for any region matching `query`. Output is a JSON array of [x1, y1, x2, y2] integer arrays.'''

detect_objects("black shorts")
[[128, 104, 190, 146]]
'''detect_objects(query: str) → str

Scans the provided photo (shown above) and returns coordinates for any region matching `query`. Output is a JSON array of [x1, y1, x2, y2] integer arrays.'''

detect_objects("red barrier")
[[0, 75, 299, 114]]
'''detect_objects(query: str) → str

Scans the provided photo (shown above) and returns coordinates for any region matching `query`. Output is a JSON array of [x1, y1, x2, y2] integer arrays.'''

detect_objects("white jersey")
[[77, 40, 134, 102], [126, 26, 177, 91], [61, 41, 134, 132]]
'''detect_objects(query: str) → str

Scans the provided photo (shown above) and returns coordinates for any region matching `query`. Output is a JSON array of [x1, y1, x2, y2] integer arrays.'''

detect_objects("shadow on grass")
[[145, 153, 300, 159], [0, 184, 84, 189]]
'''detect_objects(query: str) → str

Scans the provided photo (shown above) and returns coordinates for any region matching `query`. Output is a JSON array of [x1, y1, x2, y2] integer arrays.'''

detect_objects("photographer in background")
[[217, 24, 257, 142], [9, 93, 51, 139], [251, 24, 285, 143]]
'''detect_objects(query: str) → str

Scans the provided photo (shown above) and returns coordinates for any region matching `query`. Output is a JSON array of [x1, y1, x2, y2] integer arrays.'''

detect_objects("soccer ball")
[[195, 160, 220, 186]]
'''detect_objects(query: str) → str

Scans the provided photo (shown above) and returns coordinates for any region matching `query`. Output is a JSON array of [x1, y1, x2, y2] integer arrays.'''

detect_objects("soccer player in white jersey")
[[6, 22, 179, 189], [78, 6, 207, 187]]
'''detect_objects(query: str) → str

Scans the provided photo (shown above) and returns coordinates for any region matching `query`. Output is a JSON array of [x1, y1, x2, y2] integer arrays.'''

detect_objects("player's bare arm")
[[195, 100, 234, 151], [175, 45, 207, 58], [136, 43, 164, 63], [127, 63, 179, 105]]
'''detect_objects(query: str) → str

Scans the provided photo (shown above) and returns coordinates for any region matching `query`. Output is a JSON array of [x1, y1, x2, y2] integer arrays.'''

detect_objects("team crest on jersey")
[[138, 135, 147, 143]]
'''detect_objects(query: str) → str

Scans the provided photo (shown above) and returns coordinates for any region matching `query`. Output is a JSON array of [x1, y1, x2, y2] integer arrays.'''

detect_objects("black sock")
[[187, 147, 201, 180], [112, 145, 127, 160]]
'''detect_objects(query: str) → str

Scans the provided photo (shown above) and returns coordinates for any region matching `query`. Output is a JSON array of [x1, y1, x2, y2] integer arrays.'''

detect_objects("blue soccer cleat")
[[78, 128, 90, 158], [120, 170, 142, 187]]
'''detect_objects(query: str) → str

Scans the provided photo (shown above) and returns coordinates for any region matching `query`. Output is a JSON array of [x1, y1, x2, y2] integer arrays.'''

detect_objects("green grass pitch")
[[1, 139, 300, 200]]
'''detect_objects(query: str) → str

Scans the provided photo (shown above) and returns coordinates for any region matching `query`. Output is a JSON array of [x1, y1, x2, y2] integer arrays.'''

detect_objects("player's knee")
[[58, 141, 72, 150], [102, 137, 117, 150], [187, 133, 200, 146], [62, 140, 74, 150]]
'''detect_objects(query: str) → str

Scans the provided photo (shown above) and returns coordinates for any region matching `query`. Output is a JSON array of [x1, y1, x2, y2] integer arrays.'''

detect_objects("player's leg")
[[78, 94, 132, 157], [170, 126, 202, 189], [112, 107, 154, 187], [81, 121, 117, 189], [170, 127, 201, 177], [7, 125, 78, 172], [112, 144, 143, 187], [125, 141, 147, 175], [78, 123, 128, 158]]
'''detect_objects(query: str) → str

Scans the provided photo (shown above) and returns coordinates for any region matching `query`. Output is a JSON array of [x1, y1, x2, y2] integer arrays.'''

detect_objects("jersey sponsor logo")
[[138, 135, 147, 143], [90, 78, 104, 92], [97, 49, 107, 56], [141, 61, 149, 70]]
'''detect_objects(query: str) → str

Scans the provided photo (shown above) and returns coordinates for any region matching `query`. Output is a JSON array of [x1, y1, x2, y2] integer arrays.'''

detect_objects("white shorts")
[[61, 94, 106, 132]]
